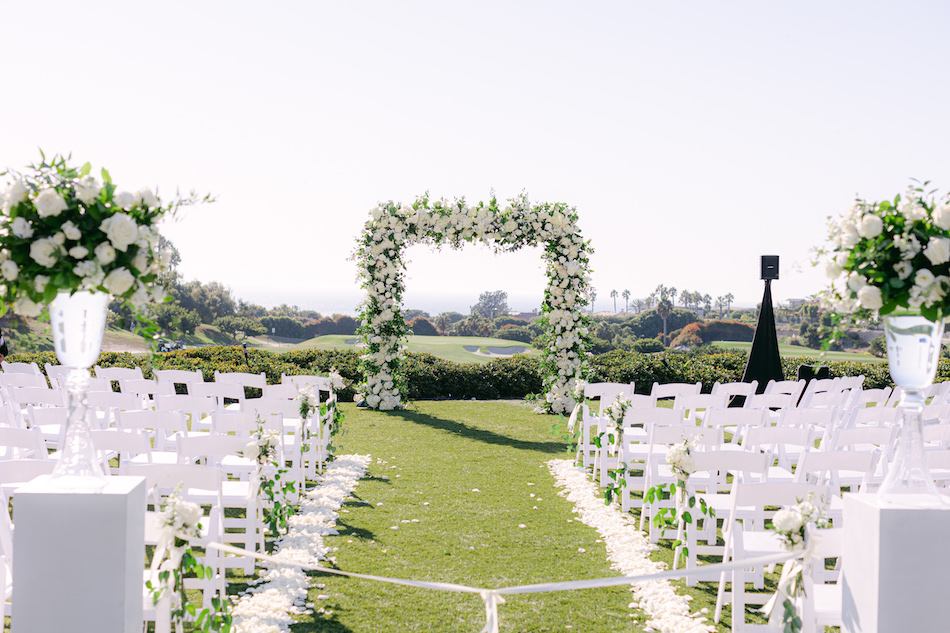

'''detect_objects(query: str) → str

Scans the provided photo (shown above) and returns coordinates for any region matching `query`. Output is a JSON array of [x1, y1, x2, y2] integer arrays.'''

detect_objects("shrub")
[[698, 320, 755, 343], [629, 338, 666, 353], [495, 325, 535, 344], [409, 316, 439, 336], [669, 323, 703, 348], [260, 315, 306, 339]]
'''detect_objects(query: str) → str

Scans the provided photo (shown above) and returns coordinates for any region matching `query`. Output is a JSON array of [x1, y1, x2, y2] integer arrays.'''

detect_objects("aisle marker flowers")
[[354, 193, 593, 413], [232, 454, 371, 633], [548, 459, 715, 633]]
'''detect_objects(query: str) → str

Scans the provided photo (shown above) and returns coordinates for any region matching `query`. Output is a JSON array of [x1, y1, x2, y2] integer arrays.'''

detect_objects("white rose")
[[857, 285, 883, 311], [94, 242, 116, 265], [244, 441, 260, 462], [29, 238, 59, 267], [33, 188, 68, 218], [111, 190, 137, 210], [11, 216, 34, 239], [52, 232, 66, 245], [924, 236, 950, 266], [934, 204, 950, 231], [69, 246, 89, 259], [3, 179, 28, 207], [916, 268, 936, 288], [823, 260, 843, 280], [13, 296, 42, 317], [102, 267, 135, 295], [176, 500, 202, 525], [131, 248, 149, 273], [894, 261, 913, 280], [1, 260, 18, 281], [34, 275, 49, 293], [137, 188, 159, 208], [847, 273, 867, 293], [856, 214, 883, 239], [62, 220, 82, 240], [100, 213, 139, 251], [772, 508, 804, 533], [73, 260, 100, 278], [74, 176, 100, 205]]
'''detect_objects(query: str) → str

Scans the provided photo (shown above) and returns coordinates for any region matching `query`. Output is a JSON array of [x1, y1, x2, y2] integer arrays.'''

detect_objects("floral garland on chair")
[[643, 439, 714, 568], [297, 370, 347, 463], [243, 419, 296, 538], [353, 193, 593, 413], [766, 493, 829, 633], [146, 484, 232, 633], [601, 394, 632, 505]]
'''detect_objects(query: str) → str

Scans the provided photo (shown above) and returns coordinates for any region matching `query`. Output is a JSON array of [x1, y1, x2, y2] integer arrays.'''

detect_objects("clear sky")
[[3, 1, 949, 315]]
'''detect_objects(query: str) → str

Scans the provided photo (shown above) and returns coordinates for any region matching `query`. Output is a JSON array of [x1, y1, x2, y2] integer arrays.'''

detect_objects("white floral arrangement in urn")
[[820, 181, 950, 322], [0, 153, 210, 322]]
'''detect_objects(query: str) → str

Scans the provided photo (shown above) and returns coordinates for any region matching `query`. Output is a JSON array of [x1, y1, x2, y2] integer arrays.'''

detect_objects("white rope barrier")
[[193, 538, 797, 633]]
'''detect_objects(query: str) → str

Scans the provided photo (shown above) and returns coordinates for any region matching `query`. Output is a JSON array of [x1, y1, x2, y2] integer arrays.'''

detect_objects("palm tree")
[[656, 298, 673, 343], [434, 313, 451, 335], [669, 287, 678, 308], [644, 296, 655, 310], [631, 298, 645, 314], [610, 289, 618, 313], [622, 289, 631, 313], [724, 292, 735, 314], [716, 295, 727, 317], [702, 294, 712, 312], [590, 288, 597, 313]]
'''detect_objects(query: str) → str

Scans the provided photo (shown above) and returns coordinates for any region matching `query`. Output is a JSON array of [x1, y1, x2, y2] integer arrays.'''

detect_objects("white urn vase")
[[878, 312, 943, 498], [48, 290, 109, 492]]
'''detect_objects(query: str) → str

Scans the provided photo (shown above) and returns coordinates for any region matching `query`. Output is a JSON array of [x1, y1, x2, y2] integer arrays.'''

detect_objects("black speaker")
[[761, 255, 779, 280]]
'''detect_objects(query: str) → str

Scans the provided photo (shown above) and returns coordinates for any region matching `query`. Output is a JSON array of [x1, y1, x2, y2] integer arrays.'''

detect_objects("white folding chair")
[[153, 369, 205, 395], [1, 362, 42, 376], [650, 381, 702, 406]]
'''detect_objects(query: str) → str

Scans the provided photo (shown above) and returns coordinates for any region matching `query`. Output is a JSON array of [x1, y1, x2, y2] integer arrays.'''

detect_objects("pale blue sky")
[[3, 1, 949, 314]]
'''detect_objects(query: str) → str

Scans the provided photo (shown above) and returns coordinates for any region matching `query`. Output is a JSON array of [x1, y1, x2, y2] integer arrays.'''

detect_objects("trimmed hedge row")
[[8, 346, 913, 403]]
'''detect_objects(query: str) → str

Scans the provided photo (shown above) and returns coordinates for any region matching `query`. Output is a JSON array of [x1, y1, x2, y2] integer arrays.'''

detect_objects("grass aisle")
[[294, 401, 647, 633]]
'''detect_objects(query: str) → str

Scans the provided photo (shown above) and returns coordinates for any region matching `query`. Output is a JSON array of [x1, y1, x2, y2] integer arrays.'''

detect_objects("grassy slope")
[[294, 335, 540, 364], [713, 340, 885, 364]]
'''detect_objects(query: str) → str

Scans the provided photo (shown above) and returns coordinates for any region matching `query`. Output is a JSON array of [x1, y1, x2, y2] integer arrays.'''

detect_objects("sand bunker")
[[464, 345, 527, 358]]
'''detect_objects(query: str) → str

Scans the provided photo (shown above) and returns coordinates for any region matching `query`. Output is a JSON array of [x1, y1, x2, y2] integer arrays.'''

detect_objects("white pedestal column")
[[842, 494, 950, 633], [12, 475, 145, 633]]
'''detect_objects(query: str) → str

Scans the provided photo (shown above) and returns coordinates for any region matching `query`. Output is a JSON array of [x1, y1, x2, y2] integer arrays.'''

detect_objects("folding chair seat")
[[711, 380, 759, 399], [86, 391, 145, 428], [922, 404, 950, 426], [744, 392, 795, 414], [846, 387, 892, 411], [650, 381, 701, 406], [764, 379, 807, 405], [24, 405, 68, 450], [94, 365, 144, 383], [0, 459, 55, 502], [672, 392, 728, 425], [793, 448, 879, 495], [0, 362, 42, 376], [153, 369, 204, 395], [89, 429, 153, 474], [155, 394, 216, 432], [742, 426, 814, 482], [188, 381, 246, 408], [703, 407, 768, 446], [213, 370, 266, 399], [0, 427, 49, 461]]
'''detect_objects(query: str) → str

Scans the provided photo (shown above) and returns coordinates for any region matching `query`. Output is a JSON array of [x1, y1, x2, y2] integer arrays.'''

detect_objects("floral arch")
[[354, 193, 592, 414]]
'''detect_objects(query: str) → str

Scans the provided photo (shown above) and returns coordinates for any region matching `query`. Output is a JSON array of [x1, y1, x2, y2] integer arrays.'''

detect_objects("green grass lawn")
[[294, 335, 540, 364], [298, 401, 738, 632], [713, 340, 885, 364]]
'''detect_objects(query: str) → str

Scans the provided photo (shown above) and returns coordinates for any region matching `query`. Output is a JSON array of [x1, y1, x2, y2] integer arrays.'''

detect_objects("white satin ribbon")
[[566, 403, 581, 433], [184, 537, 796, 633]]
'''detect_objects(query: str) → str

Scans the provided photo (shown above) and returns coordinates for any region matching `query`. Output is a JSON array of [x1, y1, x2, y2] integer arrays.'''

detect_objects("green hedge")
[[10, 345, 910, 403]]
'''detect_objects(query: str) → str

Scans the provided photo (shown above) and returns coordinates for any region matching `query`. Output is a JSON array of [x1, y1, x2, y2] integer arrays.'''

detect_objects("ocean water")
[[241, 288, 545, 318]]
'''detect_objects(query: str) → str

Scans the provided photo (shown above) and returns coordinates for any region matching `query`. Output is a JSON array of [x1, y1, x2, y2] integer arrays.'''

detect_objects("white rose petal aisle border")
[[231, 454, 371, 633], [546, 459, 715, 633], [354, 193, 593, 414]]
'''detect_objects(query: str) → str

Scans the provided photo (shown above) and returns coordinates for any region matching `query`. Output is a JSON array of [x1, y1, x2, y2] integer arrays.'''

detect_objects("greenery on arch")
[[353, 193, 593, 413]]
